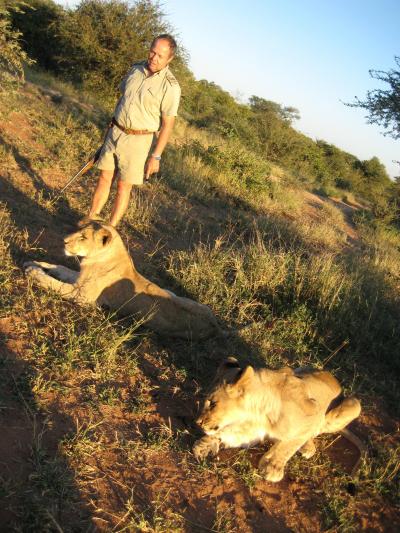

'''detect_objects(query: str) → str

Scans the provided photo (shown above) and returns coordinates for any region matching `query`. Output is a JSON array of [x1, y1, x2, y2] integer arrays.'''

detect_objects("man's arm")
[[144, 115, 175, 180]]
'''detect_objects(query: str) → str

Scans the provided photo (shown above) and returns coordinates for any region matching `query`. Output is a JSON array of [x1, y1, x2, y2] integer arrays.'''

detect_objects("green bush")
[[181, 140, 271, 193], [8, 0, 395, 209], [9, 0, 63, 72], [54, 0, 177, 102], [0, 1, 33, 90], [10, 0, 187, 105]]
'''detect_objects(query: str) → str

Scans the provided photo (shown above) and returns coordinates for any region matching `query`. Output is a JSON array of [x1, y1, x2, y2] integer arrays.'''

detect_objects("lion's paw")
[[259, 455, 285, 482], [193, 436, 220, 461], [25, 265, 46, 279], [300, 439, 316, 459], [23, 261, 42, 271]]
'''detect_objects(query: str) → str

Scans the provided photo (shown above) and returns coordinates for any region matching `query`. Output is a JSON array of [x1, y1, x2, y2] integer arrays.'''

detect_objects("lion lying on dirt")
[[193, 358, 364, 481], [24, 221, 219, 339]]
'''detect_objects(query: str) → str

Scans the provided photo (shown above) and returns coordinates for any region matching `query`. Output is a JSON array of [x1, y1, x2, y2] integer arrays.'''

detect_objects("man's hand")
[[144, 156, 160, 181], [143, 115, 175, 181]]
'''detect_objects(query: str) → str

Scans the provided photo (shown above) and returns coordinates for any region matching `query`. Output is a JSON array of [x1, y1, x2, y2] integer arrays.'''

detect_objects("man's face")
[[147, 39, 174, 73]]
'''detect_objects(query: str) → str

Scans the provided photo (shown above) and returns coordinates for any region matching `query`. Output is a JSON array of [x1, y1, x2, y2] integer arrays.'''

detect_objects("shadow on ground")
[[2, 126, 400, 531], [0, 318, 95, 531]]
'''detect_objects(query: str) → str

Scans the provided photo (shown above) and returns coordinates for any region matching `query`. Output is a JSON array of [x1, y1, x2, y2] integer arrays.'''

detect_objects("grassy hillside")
[[9, 0, 398, 211], [0, 72, 399, 532]]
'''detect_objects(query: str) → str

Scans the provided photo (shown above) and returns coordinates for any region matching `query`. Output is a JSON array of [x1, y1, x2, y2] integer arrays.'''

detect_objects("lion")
[[24, 221, 219, 339], [193, 358, 364, 481]]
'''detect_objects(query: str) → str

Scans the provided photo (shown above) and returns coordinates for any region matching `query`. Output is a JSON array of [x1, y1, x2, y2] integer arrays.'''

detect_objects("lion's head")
[[196, 358, 256, 435], [64, 222, 115, 258]]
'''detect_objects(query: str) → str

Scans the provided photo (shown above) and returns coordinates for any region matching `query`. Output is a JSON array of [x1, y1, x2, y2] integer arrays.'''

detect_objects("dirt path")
[[302, 190, 360, 244]]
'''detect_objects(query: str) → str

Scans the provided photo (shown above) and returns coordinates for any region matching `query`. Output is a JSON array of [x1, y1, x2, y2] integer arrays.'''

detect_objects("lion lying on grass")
[[24, 221, 219, 339], [193, 358, 364, 481]]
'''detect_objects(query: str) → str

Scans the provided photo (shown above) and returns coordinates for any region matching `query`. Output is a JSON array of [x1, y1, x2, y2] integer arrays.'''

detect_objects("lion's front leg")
[[259, 439, 307, 482], [47, 264, 78, 283], [300, 438, 317, 458], [193, 435, 221, 461], [24, 261, 79, 283], [25, 264, 78, 300], [24, 260, 55, 270]]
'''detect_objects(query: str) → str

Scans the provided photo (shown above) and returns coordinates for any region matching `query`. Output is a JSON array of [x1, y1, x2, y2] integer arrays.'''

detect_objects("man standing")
[[88, 34, 181, 227]]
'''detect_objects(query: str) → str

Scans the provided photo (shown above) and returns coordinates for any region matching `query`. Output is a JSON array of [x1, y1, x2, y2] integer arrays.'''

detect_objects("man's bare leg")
[[88, 170, 114, 218], [109, 180, 133, 227]]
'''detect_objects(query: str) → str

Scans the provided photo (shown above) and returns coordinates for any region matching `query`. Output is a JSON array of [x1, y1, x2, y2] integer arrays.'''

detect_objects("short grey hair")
[[151, 34, 177, 56]]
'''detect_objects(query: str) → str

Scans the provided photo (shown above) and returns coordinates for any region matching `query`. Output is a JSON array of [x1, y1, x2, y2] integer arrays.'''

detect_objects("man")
[[88, 34, 181, 227]]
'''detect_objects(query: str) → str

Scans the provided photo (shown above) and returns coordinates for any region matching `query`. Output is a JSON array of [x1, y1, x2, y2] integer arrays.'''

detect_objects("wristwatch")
[[152, 154, 162, 160]]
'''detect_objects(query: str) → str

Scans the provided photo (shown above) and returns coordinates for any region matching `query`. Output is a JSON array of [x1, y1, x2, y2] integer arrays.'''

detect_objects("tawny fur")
[[24, 221, 219, 339], [193, 358, 363, 482]]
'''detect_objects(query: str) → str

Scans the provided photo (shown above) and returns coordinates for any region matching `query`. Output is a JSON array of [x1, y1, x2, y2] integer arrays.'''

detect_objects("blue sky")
[[57, 0, 399, 177]]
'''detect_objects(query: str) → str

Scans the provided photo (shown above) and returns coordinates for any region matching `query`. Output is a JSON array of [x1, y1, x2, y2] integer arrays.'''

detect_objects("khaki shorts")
[[96, 127, 155, 185]]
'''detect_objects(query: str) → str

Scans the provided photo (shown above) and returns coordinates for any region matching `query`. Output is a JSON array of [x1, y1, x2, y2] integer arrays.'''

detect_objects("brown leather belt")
[[110, 117, 155, 135]]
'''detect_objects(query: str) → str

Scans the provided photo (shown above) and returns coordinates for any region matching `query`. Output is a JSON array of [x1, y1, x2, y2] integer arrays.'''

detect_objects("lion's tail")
[[339, 428, 367, 475], [324, 396, 366, 475]]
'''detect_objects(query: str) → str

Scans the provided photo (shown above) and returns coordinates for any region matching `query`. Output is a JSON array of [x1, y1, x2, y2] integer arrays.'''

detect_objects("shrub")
[[0, 1, 33, 90], [9, 0, 64, 72], [181, 140, 271, 193], [54, 0, 176, 102]]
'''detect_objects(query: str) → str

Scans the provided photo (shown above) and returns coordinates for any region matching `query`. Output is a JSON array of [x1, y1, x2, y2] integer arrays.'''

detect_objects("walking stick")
[[58, 146, 102, 195], [47, 146, 102, 208], [50, 121, 112, 205]]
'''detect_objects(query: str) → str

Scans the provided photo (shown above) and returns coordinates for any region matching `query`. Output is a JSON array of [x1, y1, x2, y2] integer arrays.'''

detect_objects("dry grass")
[[0, 71, 399, 532]]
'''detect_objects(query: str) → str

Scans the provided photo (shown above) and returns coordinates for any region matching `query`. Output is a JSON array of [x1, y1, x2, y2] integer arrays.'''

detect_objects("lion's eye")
[[209, 400, 217, 410]]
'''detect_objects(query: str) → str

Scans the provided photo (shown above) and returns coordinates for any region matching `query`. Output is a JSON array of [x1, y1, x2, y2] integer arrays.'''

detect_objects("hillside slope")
[[0, 78, 399, 532]]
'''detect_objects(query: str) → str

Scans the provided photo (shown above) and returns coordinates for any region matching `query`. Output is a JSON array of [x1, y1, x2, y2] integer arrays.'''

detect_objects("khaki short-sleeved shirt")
[[114, 61, 181, 131]]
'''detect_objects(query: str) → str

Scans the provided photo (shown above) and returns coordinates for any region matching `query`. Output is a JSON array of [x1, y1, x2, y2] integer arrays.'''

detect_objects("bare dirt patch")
[[302, 190, 360, 244]]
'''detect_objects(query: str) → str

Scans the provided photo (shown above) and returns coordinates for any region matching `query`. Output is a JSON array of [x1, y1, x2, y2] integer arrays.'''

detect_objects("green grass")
[[167, 227, 400, 385], [0, 71, 399, 532], [117, 489, 186, 532]]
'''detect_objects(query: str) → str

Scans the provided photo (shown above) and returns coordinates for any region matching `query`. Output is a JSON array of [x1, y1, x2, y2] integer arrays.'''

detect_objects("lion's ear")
[[217, 357, 240, 377], [97, 228, 112, 247], [215, 357, 241, 386], [77, 215, 104, 228], [236, 366, 254, 387], [77, 216, 91, 228], [227, 366, 254, 396]]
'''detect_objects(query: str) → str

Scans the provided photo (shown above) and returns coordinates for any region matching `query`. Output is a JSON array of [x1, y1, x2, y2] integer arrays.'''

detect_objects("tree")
[[10, 0, 64, 72], [11, 0, 187, 105], [348, 56, 400, 139], [358, 156, 390, 186], [55, 0, 174, 101], [0, 1, 33, 90], [247, 95, 300, 162], [249, 96, 300, 124]]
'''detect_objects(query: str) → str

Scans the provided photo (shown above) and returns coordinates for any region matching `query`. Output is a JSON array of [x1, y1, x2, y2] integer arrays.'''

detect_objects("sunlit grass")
[[0, 71, 399, 533]]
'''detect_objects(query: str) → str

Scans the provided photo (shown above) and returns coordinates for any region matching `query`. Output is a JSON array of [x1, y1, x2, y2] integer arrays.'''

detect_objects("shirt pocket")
[[124, 70, 142, 97], [143, 86, 163, 112]]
